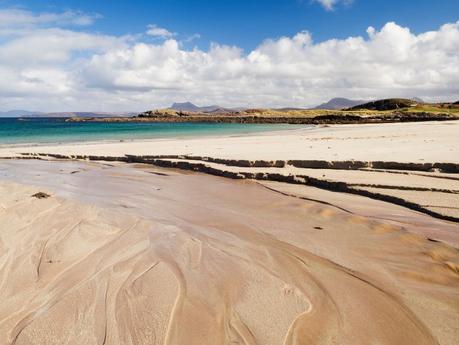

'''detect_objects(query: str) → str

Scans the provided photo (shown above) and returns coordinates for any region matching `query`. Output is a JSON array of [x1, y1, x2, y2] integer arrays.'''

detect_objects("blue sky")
[[3, 0, 459, 51], [0, 0, 458, 111]]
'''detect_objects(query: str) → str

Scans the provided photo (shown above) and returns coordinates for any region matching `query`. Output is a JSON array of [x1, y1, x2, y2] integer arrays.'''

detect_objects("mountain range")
[[0, 110, 136, 118], [0, 97, 436, 118], [170, 99, 368, 112], [169, 102, 242, 113], [0, 110, 44, 117]]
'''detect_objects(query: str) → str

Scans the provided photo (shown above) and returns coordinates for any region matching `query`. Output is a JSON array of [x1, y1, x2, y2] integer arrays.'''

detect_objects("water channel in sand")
[[0, 159, 458, 344]]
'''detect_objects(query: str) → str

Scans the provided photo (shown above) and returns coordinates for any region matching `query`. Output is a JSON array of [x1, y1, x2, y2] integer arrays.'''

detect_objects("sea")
[[0, 118, 302, 145]]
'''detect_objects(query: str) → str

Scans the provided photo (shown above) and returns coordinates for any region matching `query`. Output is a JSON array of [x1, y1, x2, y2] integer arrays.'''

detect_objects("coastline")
[[2, 120, 458, 222], [0, 118, 305, 146], [0, 123, 308, 149], [67, 109, 458, 124], [2, 120, 458, 162]]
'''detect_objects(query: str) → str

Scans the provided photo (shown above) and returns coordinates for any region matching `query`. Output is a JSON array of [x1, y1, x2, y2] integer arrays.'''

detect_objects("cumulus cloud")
[[80, 21, 459, 107], [0, 8, 458, 112], [0, 28, 127, 67], [146, 24, 175, 39]]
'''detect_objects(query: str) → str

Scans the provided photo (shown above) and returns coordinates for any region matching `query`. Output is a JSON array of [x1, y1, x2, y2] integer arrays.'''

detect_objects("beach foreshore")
[[0, 120, 458, 344], [1, 120, 458, 162], [2, 120, 459, 220]]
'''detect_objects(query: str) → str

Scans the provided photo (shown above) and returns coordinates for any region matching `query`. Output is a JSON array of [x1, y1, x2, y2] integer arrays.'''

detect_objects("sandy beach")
[[2, 0, 459, 343], [1, 120, 458, 162], [1, 120, 459, 344]]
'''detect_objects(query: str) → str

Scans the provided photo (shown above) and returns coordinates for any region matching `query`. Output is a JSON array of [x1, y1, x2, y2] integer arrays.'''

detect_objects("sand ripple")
[[0, 161, 458, 344]]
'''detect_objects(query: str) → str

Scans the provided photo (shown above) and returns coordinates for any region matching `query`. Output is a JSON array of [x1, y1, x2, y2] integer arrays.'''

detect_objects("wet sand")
[[0, 159, 458, 345]]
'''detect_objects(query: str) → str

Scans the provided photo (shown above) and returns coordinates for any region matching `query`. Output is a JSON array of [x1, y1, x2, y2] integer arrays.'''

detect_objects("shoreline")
[[68, 110, 457, 125], [2, 120, 458, 162], [0, 121, 308, 148], [1, 120, 458, 224]]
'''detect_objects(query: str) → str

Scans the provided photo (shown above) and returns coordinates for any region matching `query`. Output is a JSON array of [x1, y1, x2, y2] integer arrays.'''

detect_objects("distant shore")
[[67, 98, 459, 124], [67, 110, 457, 124]]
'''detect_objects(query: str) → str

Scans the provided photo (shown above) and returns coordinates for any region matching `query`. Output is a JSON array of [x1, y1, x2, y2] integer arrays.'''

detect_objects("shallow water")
[[0, 117, 302, 145]]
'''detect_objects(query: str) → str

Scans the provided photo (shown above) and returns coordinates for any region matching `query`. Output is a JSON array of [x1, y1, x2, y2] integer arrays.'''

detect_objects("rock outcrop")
[[348, 98, 417, 111]]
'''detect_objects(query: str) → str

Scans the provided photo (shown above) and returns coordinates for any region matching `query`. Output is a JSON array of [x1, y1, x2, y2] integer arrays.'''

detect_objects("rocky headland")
[[67, 98, 459, 124]]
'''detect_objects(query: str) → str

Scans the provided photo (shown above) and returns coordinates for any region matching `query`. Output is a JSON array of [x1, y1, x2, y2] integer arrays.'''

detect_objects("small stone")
[[31, 192, 51, 199]]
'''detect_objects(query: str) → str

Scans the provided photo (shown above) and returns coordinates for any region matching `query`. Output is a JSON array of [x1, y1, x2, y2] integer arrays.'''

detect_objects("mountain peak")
[[314, 98, 366, 110], [169, 102, 224, 113], [170, 102, 200, 111]]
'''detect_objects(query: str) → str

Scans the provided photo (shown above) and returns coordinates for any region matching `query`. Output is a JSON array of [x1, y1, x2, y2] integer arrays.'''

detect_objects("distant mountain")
[[204, 107, 241, 114], [170, 102, 201, 112], [348, 98, 417, 111], [23, 112, 136, 118], [411, 97, 425, 103], [0, 110, 43, 117], [200, 105, 223, 112], [454, 100, 459, 105], [34, 112, 136, 118], [0, 110, 136, 118], [275, 107, 306, 111], [314, 98, 366, 110], [170, 102, 210, 112], [169, 102, 239, 113]]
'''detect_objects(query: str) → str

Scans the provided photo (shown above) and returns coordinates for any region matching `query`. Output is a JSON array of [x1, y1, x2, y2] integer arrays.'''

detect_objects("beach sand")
[[1, 120, 458, 162], [0, 120, 459, 344]]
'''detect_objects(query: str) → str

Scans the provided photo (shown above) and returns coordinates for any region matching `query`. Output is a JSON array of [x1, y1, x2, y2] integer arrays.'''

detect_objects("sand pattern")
[[0, 161, 458, 344]]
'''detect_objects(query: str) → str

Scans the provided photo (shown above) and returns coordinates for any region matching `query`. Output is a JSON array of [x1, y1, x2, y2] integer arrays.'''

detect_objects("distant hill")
[[24, 112, 136, 118], [204, 107, 241, 114], [0, 110, 136, 118], [0, 110, 43, 117], [348, 98, 418, 111], [170, 102, 222, 112], [275, 107, 306, 111], [169, 102, 239, 113], [454, 100, 459, 105], [33, 112, 137, 118], [170, 102, 202, 112], [314, 98, 366, 110]]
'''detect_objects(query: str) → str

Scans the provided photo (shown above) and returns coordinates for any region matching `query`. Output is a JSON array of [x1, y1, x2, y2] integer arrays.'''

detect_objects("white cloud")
[[313, 0, 353, 11], [0, 8, 98, 28], [146, 24, 175, 39], [184, 33, 201, 43], [0, 28, 127, 66], [0, 8, 458, 112], [79, 21, 459, 108]]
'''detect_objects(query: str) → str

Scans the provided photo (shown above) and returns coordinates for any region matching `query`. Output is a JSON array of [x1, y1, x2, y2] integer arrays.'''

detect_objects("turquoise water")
[[0, 118, 303, 145]]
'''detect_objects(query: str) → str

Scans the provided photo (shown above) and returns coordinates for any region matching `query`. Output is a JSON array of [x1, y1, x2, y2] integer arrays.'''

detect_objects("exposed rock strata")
[[16, 153, 459, 222]]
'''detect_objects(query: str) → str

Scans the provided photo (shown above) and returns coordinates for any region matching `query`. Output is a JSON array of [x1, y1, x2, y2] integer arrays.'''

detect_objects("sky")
[[0, 0, 458, 111]]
